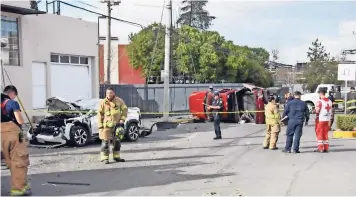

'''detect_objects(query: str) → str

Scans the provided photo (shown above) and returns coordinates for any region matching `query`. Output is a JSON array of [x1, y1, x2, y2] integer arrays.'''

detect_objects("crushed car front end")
[[28, 97, 85, 147]]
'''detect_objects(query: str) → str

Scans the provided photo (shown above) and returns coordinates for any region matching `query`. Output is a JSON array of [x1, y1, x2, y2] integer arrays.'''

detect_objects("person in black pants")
[[282, 91, 310, 153], [207, 91, 224, 140]]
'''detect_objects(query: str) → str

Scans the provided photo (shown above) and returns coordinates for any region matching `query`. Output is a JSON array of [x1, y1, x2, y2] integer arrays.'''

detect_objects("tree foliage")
[[30, 1, 38, 10], [177, 0, 216, 30], [127, 24, 273, 87], [302, 38, 341, 91], [126, 23, 166, 77]]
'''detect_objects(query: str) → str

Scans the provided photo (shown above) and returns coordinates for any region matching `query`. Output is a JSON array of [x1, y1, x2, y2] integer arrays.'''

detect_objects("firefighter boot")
[[11, 184, 31, 196], [100, 141, 109, 164], [112, 135, 125, 162], [112, 152, 125, 162]]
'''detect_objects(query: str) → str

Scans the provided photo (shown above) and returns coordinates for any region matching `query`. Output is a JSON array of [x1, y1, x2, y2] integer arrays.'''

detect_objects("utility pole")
[[163, 0, 172, 121], [102, 0, 120, 84]]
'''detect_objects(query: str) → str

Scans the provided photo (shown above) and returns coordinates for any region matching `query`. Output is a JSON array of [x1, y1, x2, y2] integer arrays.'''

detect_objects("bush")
[[336, 115, 356, 131]]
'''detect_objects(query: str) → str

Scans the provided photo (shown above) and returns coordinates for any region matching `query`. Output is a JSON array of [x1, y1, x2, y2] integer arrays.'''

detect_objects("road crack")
[[285, 170, 300, 196], [285, 155, 323, 196]]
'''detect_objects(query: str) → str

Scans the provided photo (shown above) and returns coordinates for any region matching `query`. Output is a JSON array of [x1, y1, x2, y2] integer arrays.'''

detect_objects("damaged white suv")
[[28, 97, 150, 147]]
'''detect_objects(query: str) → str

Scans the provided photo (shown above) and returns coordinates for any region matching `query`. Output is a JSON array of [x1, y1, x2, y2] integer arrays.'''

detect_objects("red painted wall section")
[[118, 44, 146, 84], [98, 44, 146, 84], [99, 44, 105, 84]]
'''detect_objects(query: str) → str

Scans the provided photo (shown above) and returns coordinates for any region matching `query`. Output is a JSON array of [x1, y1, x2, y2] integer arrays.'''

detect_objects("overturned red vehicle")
[[188, 86, 268, 124]]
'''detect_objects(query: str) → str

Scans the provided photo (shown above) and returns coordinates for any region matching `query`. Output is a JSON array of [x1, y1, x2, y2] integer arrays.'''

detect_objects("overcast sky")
[[38, 0, 356, 65]]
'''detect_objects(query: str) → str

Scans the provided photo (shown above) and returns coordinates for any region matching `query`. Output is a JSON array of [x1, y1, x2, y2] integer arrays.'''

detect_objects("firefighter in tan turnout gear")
[[1, 85, 31, 196], [263, 96, 281, 150], [98, 87, 128, 164]]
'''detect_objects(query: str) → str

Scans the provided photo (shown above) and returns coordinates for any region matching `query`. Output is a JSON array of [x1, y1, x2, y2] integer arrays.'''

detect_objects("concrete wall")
[[100, 83, 246, 117], [2, 12, 99, 121]]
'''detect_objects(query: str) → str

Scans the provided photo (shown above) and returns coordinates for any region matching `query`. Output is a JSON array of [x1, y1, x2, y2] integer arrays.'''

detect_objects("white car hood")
[[47, 97, 140, 114], [46, 97, 81, 112]]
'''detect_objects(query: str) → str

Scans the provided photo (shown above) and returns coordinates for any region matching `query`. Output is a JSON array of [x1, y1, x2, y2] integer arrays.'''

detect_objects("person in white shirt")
[[314, 89, 333, 153]]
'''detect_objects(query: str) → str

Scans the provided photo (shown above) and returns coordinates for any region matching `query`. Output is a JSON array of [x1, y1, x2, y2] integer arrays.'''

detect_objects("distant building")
[[264, 61, 307, 87]]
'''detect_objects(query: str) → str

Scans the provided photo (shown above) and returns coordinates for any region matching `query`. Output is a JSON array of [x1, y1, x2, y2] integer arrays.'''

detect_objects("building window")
[[80, 57, 88, 65], [50, 54, 59, 63], [70, 56, 79, 64], [60, 55, 70, 63], [1, 15, 20, 66], [50, 53, 89, 65]]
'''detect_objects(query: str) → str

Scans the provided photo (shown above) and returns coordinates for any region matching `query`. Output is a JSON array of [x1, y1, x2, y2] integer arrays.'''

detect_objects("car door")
[[90, 115, 99, 134]]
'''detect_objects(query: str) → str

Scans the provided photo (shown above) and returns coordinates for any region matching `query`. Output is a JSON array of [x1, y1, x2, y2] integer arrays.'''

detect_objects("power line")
[[75, 0, 100, 9], [146, 0, 166, 83], [57, 1, 144, 29]]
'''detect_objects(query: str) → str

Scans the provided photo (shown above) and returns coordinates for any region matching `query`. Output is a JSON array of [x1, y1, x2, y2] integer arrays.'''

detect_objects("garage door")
[[32, 62, 47, 109], [50, 64, 91, 102]]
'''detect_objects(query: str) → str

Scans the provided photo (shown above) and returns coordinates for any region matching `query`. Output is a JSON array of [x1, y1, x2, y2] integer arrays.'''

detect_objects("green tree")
[[30, 1, 39, 10], [126, 23, 166, 79], [247, 47, 270, 65], [236, 59, 273, 87], [177, 0, 216, 30], [127, 24, 273, 87], [302, 38, 341, 91]]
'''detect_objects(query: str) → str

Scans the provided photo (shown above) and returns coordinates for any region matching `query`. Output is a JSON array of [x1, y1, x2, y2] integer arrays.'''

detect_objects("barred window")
[[1, 15, 20, 66]]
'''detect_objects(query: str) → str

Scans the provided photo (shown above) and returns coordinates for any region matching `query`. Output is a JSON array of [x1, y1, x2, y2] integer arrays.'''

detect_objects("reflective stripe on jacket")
[[265, 102, 281, 125], [97, 97, 128, 129]]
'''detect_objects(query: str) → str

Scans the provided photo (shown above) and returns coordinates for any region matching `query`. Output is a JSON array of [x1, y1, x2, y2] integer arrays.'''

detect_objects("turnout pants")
[[284, 120, 303, 152], [1, 122, 30, 196], [315, 120, 330, 151], [213, 115, 221, 137], [100, 128, 122, 161], [263, 124, 280, 149]]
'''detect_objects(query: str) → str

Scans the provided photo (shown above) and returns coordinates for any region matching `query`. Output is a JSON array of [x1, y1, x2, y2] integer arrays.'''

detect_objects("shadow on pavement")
[[125, 154, 224, 162], [1, 161, 234, 196], [301, 148, 356, 153], [330, 148, 356, 152], [299, 145, 344, 149]]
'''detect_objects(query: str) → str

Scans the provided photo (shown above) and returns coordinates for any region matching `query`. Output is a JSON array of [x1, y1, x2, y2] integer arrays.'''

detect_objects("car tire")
[[306, 102, 314, 114], [69, 125, 90, 147], [125, 122, 139, 142]]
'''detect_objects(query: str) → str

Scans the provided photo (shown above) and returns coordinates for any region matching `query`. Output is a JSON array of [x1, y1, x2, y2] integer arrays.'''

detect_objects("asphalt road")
[[2, 118, 356, 196]]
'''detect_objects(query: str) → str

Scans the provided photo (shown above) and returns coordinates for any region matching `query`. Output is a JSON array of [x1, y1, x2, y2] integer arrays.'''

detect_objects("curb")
[[332, 131, 356, 138]]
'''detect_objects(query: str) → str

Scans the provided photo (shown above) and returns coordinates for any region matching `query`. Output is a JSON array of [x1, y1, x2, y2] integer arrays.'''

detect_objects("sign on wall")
[[338, 64, 356, 81]]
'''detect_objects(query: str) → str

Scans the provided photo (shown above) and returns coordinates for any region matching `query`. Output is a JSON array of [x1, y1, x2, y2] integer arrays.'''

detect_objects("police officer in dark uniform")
[[282, 91, 310, 153], [207, 91, 223, 140]]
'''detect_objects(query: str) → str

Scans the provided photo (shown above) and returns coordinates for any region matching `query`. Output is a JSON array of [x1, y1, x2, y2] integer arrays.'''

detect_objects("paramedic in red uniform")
[[314, 89, 333, 153]]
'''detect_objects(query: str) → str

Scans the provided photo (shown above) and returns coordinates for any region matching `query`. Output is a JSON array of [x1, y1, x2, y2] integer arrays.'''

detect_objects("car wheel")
[[306, 102, 314, 114], [70, 126, 90, 147], [126, 123, 139, 142]]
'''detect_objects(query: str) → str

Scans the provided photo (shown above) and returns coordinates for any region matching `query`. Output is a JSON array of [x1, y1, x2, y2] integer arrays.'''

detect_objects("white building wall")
[[2, 12, 99, 121]]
